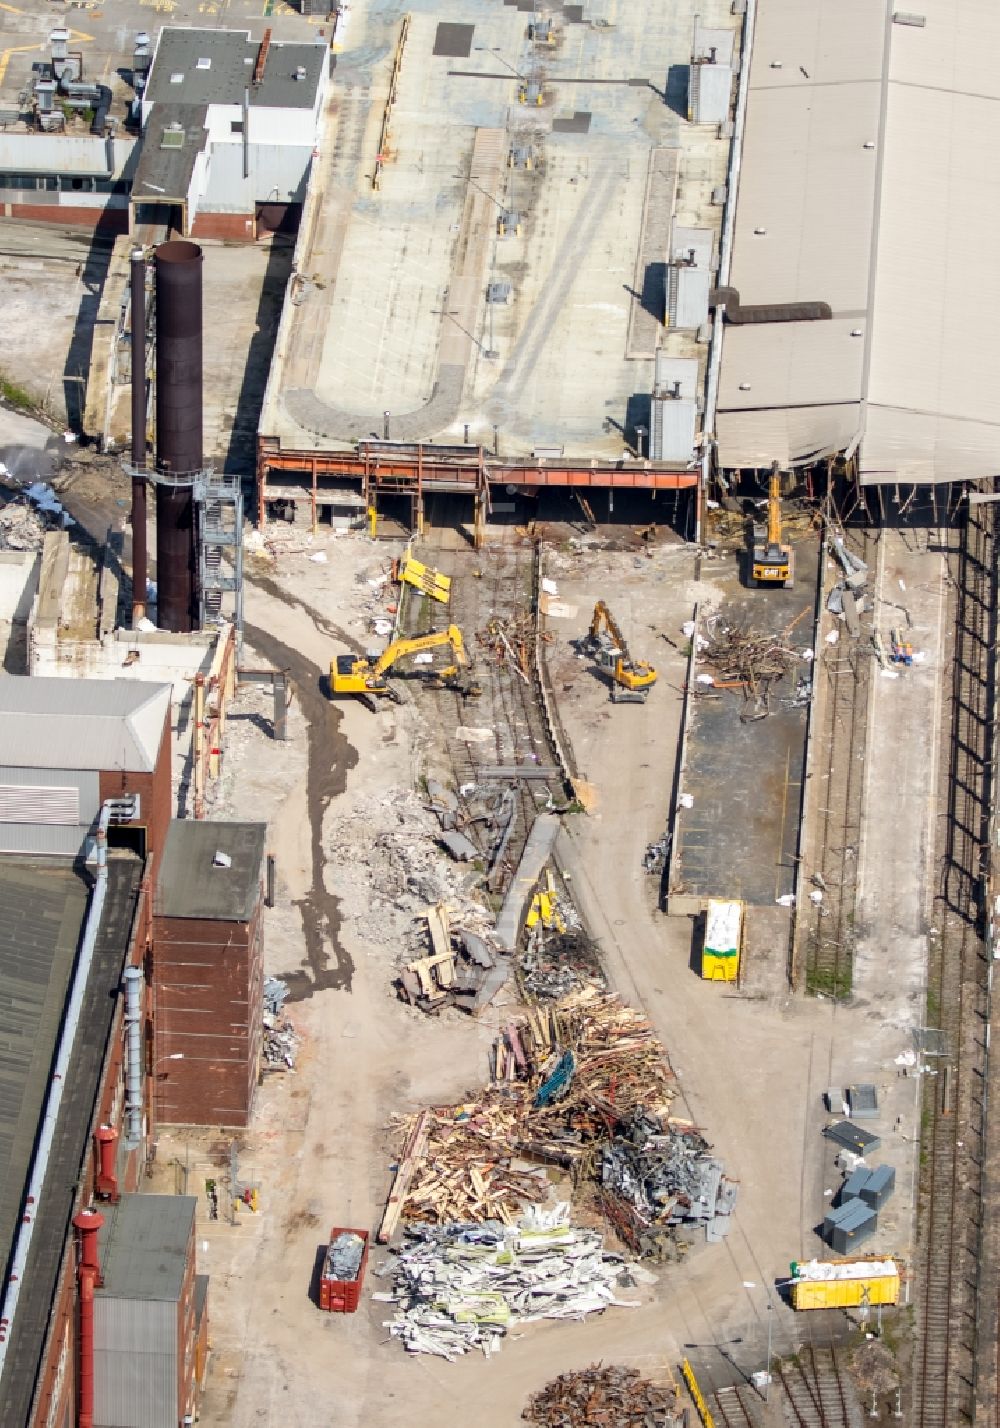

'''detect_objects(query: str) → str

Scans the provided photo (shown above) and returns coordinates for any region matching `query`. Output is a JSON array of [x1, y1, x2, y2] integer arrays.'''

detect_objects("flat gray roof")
[[97, 1194, 196, 1302], [0, 861, 89, 1283], [145, 27, 324, 109], [0, 677, 170, 774], [157, 819, 265, 921], [132, 103, 208, 205]]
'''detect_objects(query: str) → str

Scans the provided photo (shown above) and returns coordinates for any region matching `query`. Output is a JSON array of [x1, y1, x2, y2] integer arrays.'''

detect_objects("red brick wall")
[[152, 910, 261, 1127], [98, 713, 172, 868], [190, 210, 255, 241], [9, 203, 129, 234]]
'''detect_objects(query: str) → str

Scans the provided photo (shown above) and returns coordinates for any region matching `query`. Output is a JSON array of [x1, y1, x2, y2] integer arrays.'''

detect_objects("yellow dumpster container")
[[701, 899, 743, 981]]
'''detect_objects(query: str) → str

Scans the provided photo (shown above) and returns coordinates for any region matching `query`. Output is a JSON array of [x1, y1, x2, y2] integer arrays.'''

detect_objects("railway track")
[[777, 1346, 860, 1428], [913, 503, 996, 1427], [404, 537, 565, 896], [801, 526, 875, 998], [711, 1382, 761, 1427]]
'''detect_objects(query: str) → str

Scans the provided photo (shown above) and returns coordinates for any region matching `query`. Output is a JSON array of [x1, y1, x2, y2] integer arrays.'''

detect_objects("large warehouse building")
[[715, 0, 1000, 485]]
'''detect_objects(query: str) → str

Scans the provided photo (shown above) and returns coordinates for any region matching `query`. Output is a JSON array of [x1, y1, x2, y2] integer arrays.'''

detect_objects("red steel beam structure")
[[256, 439, 698, 528]]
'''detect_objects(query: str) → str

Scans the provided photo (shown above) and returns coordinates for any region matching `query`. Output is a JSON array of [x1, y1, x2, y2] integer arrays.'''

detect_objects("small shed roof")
[[0, 677, 170, 774], [157, 819, 265, 921], [97, 1195, 195, 1302]]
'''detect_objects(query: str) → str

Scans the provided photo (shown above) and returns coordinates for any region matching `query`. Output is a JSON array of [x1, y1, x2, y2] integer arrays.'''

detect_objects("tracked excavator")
[[330, 625, 474, 711], [584, 601, 657, 704], [750, 463, 794, 588]]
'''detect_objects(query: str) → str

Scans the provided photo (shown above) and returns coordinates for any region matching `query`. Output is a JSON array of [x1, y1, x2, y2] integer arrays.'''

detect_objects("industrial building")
[[0, 675, 172, 860], [153, 819, 267, 1127], [0, 133, 136, 233], [134, 26, 329, 240], [256, 0, 737, 531], [714, 0, 1000, 487], [0, 676, 218, 1428]]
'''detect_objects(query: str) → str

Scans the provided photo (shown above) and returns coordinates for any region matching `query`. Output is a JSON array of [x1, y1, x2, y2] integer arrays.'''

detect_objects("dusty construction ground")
[[135, 515, 927, 1425]]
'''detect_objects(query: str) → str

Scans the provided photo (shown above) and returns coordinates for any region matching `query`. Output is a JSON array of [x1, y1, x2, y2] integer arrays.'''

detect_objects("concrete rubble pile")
[[826, 530, 869, 625], [523, 1364, 682, 1427], [0, 495, 48, 551], [378, 1204, 644, 1360], [326, 1230, 366, 1281], [325, 786, 494, 965], [425, 777, 527, 895], [599, 1106, 738, 1253], [262, 975, 299, 1070]]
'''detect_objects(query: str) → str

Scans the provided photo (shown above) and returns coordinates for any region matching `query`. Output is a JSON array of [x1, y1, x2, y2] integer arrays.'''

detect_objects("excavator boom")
[[585, 601, 657, 703], [330, 624, 470, 705]]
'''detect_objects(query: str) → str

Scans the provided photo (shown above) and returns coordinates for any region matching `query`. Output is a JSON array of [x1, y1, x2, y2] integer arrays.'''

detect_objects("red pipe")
[[77, 1267, 96, 1428], [73, 1210, 103, 1428], [93, 1127, 118, 1202]]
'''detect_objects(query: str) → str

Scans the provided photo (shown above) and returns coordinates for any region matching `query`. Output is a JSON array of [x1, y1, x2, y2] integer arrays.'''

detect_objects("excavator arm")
[[585, 602, 657, 703], [372, 624, 468, 678], [766, 466, 783, 552]]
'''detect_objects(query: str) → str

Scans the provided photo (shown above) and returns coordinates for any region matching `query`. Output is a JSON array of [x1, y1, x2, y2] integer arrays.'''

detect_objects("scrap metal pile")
[[523, 1365, 682, 1427], [379, 1204, 644, 1360], [518, 925, 606, 1001], [386, 991, 732, 1254]]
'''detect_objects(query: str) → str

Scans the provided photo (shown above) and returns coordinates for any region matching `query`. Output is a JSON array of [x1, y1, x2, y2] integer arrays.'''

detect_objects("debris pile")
[[826, 529, 869, 627], [397, 900, 508, 1015], [518, 925, 606, 1000], [697, 612, 810, 721], [385, 992, 733, 1256], [600, 1107, 738, 1254], [477, 610, 534, 679], [262, 975, 299, 1069], [0, 496, 48, 550], [325, 1231, 366, 1282], [523, 1365, 682, 1426], [380, 1204, 644, 1360]]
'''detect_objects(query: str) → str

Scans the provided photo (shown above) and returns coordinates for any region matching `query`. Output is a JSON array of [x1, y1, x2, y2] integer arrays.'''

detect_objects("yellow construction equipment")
[[751, 462, 794, 588], [330, 625, 471, 710], [584, 601, 657, 703], [391, 552, 451, 604], [525, 871, 565, 933]]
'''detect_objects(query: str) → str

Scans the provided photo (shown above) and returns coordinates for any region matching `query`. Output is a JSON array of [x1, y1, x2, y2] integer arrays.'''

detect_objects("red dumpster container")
[[319, 1227, 369, 1313]]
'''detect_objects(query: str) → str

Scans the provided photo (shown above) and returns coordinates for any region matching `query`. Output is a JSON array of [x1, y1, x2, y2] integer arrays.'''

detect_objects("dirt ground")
[[139, 520, 925, 1425]]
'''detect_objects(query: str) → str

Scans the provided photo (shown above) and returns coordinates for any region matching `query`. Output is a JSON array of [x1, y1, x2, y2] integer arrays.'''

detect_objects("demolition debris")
[[379, 1204, 644, 1360], [523, 1365, 682, 1427]]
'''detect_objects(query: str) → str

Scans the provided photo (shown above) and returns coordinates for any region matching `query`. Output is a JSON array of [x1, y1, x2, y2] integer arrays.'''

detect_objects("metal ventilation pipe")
[[73, 1209, 104, 1428], [130, 246, 148, 626], [154, 239, 203, 634], [94, 1125, 119, 1202], [122, 967, 144, 1146]]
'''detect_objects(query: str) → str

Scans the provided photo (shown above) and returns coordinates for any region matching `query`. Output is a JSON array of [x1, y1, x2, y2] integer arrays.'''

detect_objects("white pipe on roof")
[[0, 804, 113, 1381], [123, 966, 144, 1146]]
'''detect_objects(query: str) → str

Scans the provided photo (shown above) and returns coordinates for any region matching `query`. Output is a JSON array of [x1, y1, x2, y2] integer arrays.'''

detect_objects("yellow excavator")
[[584, 602, 657, 704], [751, 463, 794, 588], [330, 625, 472, 710]]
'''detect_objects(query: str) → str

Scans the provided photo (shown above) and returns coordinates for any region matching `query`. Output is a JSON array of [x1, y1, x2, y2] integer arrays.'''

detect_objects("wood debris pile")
[[386, 992, 690, 1241], [523, 1364, 682, 1426], [380, 1204, 644, 1360], [698, 613, 809, 721], [477, 609, 534, 678]]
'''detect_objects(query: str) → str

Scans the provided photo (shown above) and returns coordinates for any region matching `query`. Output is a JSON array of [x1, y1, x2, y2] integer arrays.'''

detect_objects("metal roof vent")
[[170, 72, 184, 84], [294, 64, 307, 80], [160, 122, 184, 149], [196, 57, 211, 70]]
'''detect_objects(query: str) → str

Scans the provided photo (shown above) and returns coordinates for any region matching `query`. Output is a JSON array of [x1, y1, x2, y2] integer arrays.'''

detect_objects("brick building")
[[153, 819, 266, 1127]]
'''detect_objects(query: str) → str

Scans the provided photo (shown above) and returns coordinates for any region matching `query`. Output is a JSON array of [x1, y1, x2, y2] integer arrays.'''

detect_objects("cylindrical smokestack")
[[77, 1266, 96, 1428], [94, 1125, 119, 1202], [130, 246, 148, 627], [154, 239, 203, 634]]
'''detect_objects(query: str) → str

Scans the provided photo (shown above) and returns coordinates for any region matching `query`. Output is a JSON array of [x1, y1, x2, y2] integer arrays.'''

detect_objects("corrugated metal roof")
[[718, 0, 1000, 482], [667, 266, 711, 330], [0, 677, 170, 773], [0, 134, 134, 178], [690, 62, 733, 124], [157, 819, 265, 921], [93, 1298, 177, 1428], [0, 861, 89, 1285], [97, 1194, 195, 1301]]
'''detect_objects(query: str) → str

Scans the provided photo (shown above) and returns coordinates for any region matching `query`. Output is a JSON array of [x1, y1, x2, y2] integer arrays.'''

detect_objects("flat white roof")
[[717, 0, 1000, 483]]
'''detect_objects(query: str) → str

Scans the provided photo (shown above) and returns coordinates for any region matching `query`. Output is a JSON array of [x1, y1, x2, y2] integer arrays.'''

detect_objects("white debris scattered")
[[136, 617, 156, 633], [695, 674, 715, 686], [912, 649, 928, 663], [801, 648, 814, 661], [825, 629, 840, 645], [373, 619, 393, 637], [776, 894, 796, 907], [880, 669, 900, 680], [898, 578, 906, 592], [541, 577, 559, 596], [63, 430, 77, 444], [809, 890, 824, 905], [679, 793, 694, 809], [456, 726, 493, 743], [382, 1205, 641, 1360], [681, 620, 696, 638], [308, 551, 328, 563], [895, 1049, 917, 1068]]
